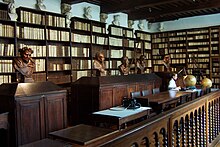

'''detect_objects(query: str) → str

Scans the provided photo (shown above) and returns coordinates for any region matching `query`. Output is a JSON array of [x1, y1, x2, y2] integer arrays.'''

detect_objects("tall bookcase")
[[135, 30, 152, 73], [0, 2, 16, 84], [210, 27, 220, 88], [70, 17, 108, 81], [151, 32, 169, 72], [16, 7, 71, 85], [151, 26, 220, 88]]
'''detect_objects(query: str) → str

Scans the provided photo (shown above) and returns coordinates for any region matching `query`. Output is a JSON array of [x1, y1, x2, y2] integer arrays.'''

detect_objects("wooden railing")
[[70, 90, 220, 147]]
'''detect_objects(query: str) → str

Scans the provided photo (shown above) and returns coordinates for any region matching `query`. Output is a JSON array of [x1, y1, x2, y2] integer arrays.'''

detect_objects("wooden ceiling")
[[62, 0, 220, 23]]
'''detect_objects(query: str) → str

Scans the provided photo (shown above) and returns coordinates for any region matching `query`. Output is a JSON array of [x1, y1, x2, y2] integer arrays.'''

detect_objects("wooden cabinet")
[[70, 73, 161, 125], [0, 82, 67, 146]]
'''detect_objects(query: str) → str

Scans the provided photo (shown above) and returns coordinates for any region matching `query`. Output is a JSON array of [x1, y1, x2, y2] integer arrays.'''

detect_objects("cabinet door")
[[16, 96, 45, 146], [113, 85, 127, 106], [44, 93, 67, 135], [100, 87, 114, 110]]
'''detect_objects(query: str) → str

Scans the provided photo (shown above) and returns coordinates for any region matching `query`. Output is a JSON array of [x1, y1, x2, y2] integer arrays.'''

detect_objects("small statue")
[[93, 52, 107, 76], [13, 47, 35, 83], [83, 6, 92, 19], [128, 20, 134, 28], [136, 55, 147, 74], [8, 2, 17, 21], [36, 0, 46, 11], [118, 56, 130, 75], [163, 54, 171, 72], [61, 3, 72, 28], [138, 20, 144, 30], [100, 13, 108, 23], [112, 15, 120, 26]]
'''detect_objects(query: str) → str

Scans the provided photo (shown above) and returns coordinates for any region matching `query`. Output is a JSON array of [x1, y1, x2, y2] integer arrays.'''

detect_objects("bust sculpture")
[[118, 56, 130, 75], [36, 0, 46, 10], [100, 13, 108, 23], [128, 20, 134, 28], [93, 52, 107, 76], [13, 47, 35, 83], [83, 6, 92, 19], [112, 15, 120, 26], [8, 2, 17, 21], [61, 3, 72, 28], [138, 20, 144, 30]]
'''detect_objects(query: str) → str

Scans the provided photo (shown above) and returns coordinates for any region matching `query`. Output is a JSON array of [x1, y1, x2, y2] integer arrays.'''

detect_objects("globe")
[[201, 78, 212, 88], [184, 75, 197, 87]]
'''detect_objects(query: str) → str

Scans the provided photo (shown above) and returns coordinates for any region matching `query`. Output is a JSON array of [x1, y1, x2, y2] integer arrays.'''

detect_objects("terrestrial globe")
[[201, 78, 212, 88], [184, 75, 197, 87]]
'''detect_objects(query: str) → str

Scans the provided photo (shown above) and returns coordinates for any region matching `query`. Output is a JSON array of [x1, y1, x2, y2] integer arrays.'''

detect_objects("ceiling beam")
[[129, 0, 220, 20], [101, 0, 181, 13]]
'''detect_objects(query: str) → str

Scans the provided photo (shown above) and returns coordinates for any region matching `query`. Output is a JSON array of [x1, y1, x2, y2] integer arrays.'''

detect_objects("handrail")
[[71, 90, 220, 147]]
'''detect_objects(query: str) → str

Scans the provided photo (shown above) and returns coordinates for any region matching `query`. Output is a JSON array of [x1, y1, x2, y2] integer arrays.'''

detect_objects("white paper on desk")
[[93, 106, 151, 117]]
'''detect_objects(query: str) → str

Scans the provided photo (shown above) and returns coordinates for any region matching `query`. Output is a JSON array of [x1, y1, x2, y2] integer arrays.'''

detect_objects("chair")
[[130, 91, 141, 98], [141, 90, 151, 96], [152, 88, 160, 94]]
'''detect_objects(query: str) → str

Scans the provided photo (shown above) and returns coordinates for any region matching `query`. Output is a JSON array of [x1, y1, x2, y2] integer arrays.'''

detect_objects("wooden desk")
[[136, 91, 192, 112], [91, 107, 151, 130], [49, 124, 113, 145]]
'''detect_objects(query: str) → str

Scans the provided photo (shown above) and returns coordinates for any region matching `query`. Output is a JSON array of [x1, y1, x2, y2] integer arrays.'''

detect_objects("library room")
[[0, 0, 220, 146]]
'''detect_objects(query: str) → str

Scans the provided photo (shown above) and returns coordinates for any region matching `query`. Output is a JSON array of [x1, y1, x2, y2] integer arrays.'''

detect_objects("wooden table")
[[49, 124, 113, 146], [91, 106, 151, 130], [136, 90, 193, 112]]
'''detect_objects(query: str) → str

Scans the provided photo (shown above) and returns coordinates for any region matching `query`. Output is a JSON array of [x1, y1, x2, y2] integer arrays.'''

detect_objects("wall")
[[147, 13, 220, 33]]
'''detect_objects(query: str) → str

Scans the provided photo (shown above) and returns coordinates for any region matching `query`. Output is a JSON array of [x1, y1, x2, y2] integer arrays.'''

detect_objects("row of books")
[[72, 33, 90, 43], [109, 37, 123, 46], [71, 47, 89, 57], [48, 63, 71, 71], [0, 60, 13, 73], [0, 75, 11, 84], [169, 37, 186, 41], [212, 67, 220, 73], [92, 36, 108, 45], [48, 45, 70, 57], [19, 44, 47, 57], [0, 10, 9, 20], [35, 59, 45, 72], [0, 24, 14, 37], [0, 44, 14, 56], [73, 21, 90, 31], [136, 33, 151, 41], [170, 54, 186, 58], [17, 26, 45, 40], [20, 10, 66, 27], [72, 59, 91, 69], [47, 29, 69, 41], [92, 26, 106, 34], [171, 59, 186, 64]]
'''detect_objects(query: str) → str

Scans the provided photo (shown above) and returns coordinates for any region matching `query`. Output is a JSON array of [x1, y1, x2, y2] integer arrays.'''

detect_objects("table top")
[[137, 90, 192, 104], [92, 106, 151, 118], [49, 124, 114, 145]]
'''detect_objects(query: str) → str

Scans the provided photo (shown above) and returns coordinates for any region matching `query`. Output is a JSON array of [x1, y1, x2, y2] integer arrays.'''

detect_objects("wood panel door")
[[113, 85, 127, 106], [16, 96, 45, 146], [44, 93, 67, 136], [100, 87, 114, 110]]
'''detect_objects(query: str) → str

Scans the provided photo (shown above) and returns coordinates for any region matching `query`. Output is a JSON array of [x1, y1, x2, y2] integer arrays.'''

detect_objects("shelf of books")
[[70, 17, 108, 80], [135, 30, 152, 73], [151, 32, 169, 72], [0, 3, 16, 84], [108, 25, 125, 75], [186, 28, 210, 82], [210, 27, 220, 88], [168, 30, 187, 72]]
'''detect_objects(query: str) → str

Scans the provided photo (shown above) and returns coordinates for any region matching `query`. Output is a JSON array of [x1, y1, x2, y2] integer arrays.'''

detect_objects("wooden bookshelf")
[[0, 3, 16, 84], [135, 30, 152, 73], [70, 17, 108, 80]]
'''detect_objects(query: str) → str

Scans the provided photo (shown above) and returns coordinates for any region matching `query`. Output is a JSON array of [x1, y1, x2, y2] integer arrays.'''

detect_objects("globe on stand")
[[184, 75, 197, 89], [201, 78, 212, 88]]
